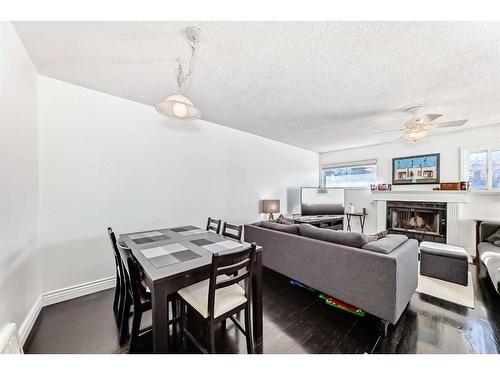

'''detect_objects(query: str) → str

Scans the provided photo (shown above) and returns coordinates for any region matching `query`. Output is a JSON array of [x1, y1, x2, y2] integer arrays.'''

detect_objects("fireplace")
[[386, 201, 447, 243]]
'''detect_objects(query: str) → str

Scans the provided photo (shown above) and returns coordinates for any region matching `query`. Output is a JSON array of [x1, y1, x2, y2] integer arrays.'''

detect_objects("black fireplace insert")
[[386, 201, 447, 243]]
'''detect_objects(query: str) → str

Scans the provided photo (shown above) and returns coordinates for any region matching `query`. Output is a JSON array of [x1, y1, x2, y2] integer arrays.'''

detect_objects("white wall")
[[38, 76, 319, 292], [320, 125, 500, 251], [0, 22, 40, 335]]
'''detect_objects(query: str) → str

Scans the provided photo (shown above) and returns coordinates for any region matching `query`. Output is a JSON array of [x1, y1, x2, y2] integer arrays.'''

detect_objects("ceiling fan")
[[375, 106, 468, 141]]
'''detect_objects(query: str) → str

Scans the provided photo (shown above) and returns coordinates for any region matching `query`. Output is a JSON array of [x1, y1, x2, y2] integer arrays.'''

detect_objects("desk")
[[120, 225, 263, 353], [345, 212, 368, 233]]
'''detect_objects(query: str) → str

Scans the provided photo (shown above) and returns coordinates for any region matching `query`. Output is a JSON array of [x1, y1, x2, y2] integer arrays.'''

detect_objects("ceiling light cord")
[[176, 38, 197, 94]]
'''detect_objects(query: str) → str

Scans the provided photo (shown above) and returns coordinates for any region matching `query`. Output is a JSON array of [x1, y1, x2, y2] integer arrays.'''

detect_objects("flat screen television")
[[300, 187, 345, 216]]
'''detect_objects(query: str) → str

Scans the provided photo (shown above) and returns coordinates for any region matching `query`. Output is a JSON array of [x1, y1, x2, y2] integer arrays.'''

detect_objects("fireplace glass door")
[[391, 208, 441, 235], [386, 201, 447, 243]]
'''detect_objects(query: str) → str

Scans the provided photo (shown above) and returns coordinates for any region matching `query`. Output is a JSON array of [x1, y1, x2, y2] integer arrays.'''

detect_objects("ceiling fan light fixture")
[[156, 26, 202, 121], [404, 129, 428, 141], [155, 94, 201, 120]]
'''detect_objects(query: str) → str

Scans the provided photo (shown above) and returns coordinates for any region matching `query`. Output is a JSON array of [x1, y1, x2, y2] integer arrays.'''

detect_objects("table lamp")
[[261, 199, 280, 221]]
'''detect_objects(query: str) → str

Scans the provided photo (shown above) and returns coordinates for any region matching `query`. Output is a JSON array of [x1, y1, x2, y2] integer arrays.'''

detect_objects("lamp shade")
[[261, 199, 280, 214], [155, 94, 201, 120]]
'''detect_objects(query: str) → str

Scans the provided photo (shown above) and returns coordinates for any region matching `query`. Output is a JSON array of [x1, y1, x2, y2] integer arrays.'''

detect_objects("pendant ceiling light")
[[155, 27, 201, 120]]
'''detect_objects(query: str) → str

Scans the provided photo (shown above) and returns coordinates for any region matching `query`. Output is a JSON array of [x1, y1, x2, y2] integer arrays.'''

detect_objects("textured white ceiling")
[[13, 21, 500, 152]]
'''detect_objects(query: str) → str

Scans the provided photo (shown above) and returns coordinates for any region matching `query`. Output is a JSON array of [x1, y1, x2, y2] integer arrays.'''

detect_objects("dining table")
[[119, 224, 263, 353]]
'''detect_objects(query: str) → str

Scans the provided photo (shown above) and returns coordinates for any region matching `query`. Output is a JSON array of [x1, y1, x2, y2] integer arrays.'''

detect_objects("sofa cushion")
[[479, 242, 500, 294], [486, 228, 500, 244], [299, 224, 368, 248], [260, 221, 300, 235], [361, 234, 408, 254], [478, 241, 500, 257]]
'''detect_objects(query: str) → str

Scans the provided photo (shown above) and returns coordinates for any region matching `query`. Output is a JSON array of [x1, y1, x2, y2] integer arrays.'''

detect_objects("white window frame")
[[320, 159, 378, 189], [460, 145, 500, 191]]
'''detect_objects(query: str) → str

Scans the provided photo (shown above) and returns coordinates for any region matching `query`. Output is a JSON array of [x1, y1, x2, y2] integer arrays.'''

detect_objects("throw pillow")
[[367, 230, 388, 242], [486, 228, 500, 244], [299, 224, 368, 248], [362, 235, 408, 254], [276, 214, 293, 225]]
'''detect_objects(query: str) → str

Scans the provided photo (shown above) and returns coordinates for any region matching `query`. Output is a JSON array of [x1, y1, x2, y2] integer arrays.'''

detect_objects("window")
[[322, 159, 377, 188], [461, 146, 500, 191], [468, 151, 488, 189], [493, 150, 500, 189]]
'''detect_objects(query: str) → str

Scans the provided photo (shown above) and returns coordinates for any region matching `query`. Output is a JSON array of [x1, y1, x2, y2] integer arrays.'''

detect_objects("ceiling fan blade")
[[417, 114, 442, 124], [373, 128, 405, 134], [432, 119, 468, 128]]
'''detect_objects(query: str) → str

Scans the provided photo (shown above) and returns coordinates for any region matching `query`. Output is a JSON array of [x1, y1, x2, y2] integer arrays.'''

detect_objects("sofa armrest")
[[389, 239, 419, 324]]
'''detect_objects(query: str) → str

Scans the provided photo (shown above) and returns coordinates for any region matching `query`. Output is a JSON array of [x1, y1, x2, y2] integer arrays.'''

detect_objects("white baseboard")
[[18, 276, 115, 346], [18, 295, 42, 346], [41, 276, 115, 306]]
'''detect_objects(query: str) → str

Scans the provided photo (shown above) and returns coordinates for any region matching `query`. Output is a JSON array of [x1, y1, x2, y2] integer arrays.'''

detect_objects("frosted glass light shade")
[[155, 94, 201, 120], [404, 129, 428, 141]]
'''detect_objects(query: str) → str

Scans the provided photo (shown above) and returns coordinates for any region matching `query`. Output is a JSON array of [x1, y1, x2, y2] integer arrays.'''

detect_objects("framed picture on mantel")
[[392, 153, 440, 185]]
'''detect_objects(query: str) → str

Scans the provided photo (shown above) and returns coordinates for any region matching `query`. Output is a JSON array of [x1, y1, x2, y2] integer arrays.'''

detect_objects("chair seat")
[[178, 275, 246, 318]]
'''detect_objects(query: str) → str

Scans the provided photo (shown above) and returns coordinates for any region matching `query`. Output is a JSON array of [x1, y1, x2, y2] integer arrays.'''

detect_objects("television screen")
[[300, 187, 345, 216]]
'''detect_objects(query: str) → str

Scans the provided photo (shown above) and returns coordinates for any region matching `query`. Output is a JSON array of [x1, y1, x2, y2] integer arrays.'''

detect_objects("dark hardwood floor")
[[24, 264, 500, 354]]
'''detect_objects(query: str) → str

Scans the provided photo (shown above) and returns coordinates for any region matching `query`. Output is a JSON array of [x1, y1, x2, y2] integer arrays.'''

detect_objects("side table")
[[345, 212, 368, 233]]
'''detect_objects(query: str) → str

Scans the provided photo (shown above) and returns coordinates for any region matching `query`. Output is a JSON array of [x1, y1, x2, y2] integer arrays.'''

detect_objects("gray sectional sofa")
[[244, 222, 419, 327], [478, 221, 500, 294]]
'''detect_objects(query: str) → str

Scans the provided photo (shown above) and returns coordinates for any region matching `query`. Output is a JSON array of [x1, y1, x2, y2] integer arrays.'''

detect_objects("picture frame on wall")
[[392, 153, 440, 185]]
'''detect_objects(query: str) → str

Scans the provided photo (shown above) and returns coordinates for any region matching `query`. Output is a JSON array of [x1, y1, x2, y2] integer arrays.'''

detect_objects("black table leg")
[[359, 216, 366, 233], [152, 283, 169, 353], [346, 215, 352, 231], [252, 251, 263, 351]]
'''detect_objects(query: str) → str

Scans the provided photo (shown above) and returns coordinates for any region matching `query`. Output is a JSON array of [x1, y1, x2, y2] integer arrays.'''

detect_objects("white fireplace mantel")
[[371, 190, 469, 203], [371, 191, 469, 246]]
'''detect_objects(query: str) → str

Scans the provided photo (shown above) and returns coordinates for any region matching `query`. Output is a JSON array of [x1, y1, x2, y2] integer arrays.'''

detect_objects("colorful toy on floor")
[[319, 294, 365, 317], [291, 279, 365, 317], [290, 279, 317, 293]]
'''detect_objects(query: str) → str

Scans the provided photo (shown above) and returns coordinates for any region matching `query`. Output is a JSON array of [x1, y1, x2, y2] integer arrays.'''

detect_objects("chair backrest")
[[221, 222, 243, 241], [107, 227, 122, 274], [126, 257, 148, 308], [109, 227, 134, 297], [206, 217, 222, 233], [207, 243, 256, 319]]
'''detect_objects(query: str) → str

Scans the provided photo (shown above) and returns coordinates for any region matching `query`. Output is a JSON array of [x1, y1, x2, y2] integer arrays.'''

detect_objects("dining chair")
[[122, 256, 154, 353], [221, 222, 243, 241], [178, 243, 257, 354], [206, 217, 222, 233], [116, 241, 181, 352], [107, 227, 125, 326]]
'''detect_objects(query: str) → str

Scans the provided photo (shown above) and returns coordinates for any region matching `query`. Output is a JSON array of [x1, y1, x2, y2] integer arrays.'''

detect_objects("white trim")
[[18, 295, 42, 346], [321, 158, 377, 169], [18, 276, 115, 346], [42, 276, 115, 306], [371, 190, 469, 203]]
